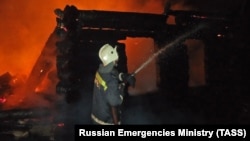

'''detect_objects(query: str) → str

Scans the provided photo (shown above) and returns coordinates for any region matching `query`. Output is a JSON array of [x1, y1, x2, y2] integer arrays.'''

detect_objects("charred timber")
[[59, 5, 167, 37], [78, 10, 167, 32], [57, 5, 232, 40], [0, 108, 51, 120], [0, 122, 30, 132], [0, 72, 13, 96]]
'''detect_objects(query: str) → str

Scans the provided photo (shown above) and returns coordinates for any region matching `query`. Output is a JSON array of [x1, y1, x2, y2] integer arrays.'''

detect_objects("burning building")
[[0, 0, 250, 140], [53, 4, 233, 102]]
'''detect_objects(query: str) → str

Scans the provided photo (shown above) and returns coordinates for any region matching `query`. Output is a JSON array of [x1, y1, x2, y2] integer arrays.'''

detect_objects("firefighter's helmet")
[[99, 44, 118, 66]]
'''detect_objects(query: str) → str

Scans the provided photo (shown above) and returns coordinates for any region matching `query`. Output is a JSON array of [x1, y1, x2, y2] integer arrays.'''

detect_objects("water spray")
[[132, 24, 206, 76]]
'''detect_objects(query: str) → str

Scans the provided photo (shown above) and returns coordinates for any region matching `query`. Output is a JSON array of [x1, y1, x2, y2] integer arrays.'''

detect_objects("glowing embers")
[[0, 97, 6, 104]]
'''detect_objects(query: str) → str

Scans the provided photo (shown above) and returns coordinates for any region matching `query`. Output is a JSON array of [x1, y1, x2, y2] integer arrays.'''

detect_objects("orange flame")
[[0, 0, 168, 109], [0, 0, 206, 109]]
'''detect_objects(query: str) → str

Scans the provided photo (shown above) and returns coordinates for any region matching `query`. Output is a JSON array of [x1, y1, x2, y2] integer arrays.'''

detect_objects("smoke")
[[0, 0, 57, 75], [0, 0, 239, 76], [0, 0, 211, 124], [0, 0, 170, 99], [0, 0, 170, 124]]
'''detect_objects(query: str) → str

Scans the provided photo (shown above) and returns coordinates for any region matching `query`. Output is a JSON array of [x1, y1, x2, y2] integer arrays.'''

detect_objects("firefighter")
[[91, 43, 135, 125]]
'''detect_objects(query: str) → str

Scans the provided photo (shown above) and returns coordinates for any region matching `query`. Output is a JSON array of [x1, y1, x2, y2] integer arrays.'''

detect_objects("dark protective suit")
[[91, 63, 125, 125]]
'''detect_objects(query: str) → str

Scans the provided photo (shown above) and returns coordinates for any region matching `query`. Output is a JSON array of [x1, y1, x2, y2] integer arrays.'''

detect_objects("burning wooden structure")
[[54, 5, 232, 102], [1, 3, 246, 140]]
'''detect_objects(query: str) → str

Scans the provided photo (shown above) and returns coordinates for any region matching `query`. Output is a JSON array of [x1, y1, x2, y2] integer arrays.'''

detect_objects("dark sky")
[[176, 0, 245, 13]]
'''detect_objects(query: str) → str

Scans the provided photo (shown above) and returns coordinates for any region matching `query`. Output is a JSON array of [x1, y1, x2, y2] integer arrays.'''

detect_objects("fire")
[[1, 1, 205, 108], [120, 38, 158, 95], [0, 0, 167, 75], [0, 97, 7, 104], [0, 0, 169, 109]]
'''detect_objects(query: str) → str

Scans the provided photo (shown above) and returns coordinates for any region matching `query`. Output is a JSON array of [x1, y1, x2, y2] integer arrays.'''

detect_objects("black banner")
[[75, 125, 249, 140]]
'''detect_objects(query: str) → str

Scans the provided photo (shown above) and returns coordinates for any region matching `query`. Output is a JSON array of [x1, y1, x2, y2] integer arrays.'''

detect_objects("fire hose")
[[132, 24, 206, 76]]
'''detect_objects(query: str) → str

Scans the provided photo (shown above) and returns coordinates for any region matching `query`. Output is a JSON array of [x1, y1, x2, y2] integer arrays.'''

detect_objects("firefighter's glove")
[[121, 73, 136, 88]]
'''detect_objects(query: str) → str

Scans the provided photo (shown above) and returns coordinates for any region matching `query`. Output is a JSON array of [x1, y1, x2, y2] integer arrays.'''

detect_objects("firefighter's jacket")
[[91, 63, 125, 125]]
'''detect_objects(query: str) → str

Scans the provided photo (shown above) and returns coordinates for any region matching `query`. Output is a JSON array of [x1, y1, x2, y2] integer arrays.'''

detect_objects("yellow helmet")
[[99, 44, 119, 66]]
